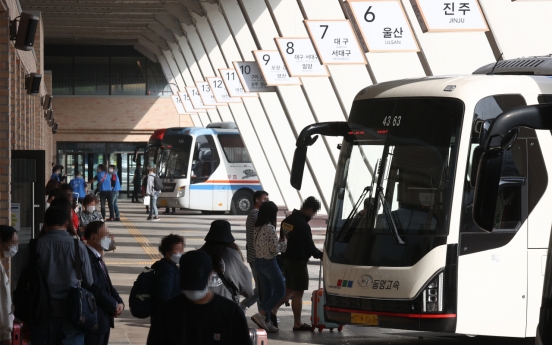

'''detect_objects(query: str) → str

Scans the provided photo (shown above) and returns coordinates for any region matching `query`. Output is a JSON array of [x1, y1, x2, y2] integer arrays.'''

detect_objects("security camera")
[[25, 73, 41, 94], [43, 94, 53, 110], [45, 109, 53, 122], [52, 123, 58, 135], [9, 12, 39, 51]]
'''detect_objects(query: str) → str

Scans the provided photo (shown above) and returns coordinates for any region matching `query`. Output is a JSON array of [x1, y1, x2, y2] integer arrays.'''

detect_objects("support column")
[[0, 11, 11, 226]]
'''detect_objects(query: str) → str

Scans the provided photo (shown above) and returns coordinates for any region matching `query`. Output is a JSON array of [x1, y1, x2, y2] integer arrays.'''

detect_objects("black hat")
[[204, 220, 235, 243], [179, 250, 212, 291]]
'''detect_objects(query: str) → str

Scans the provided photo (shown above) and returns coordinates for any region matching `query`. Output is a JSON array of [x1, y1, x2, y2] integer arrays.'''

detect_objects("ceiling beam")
[[154, 14, 185, 37], [147, 23, 176, 44], [134, 44, 158, 62], [142, 32, 169, 50], [161, 2, 193, 26], [179, 0, 205, 16], [138, 37, 162, 56]]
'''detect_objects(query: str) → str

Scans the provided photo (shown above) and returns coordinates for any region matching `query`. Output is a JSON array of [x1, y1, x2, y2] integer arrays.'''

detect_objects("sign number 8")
[[286, 42, 294, 55]]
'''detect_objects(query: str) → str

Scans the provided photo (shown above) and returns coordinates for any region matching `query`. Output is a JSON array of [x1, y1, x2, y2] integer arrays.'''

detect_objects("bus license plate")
[[159, 199, 168, 207], [351, 313, 378, 326]]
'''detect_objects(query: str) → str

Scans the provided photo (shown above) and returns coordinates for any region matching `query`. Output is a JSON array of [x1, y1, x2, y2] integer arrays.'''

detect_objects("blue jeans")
[[111, 191, 120, 218], [256, 257, 286, 321], [149, 191, 160, 217], [31, 317, 85, 345], [241, 261, 262, 311]]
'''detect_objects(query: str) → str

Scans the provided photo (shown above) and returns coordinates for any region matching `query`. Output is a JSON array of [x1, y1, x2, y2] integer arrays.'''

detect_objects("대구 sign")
[[196, 81, 224, 106], [348, 0, 419, 52], [171, 95, 186, 114], [219, 68, 258, 97], [410, 0, 489, 32], [275, 38, 329, 77], [232, 62, 276, 92], [178, 91, 206, 113], [304, 20, 367, 64], [252, 51, 302, 86], [186, 87, 215, 110], [206, 77, 242, 103]]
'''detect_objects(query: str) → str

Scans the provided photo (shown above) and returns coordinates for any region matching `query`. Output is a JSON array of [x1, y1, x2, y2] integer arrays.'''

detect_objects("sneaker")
[[147, 216, 152, 220], [152, 217, 160, 221], [251, 313, 267, 331], [265, 320, 279, 333]]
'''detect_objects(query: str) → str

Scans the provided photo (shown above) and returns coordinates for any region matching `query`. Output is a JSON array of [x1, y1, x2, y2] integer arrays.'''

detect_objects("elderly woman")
[[0, 225, 18, 343], [77, 195, 116, 250]]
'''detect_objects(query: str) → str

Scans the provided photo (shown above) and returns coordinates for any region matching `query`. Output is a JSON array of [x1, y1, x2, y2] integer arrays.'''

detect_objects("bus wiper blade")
[[336, 186, 371, 241], [377, 187, 405, 245]]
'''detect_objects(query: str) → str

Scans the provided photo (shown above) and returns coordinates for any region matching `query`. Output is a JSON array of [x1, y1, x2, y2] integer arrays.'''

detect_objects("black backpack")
[[129, 267, 155, 318], [153, 175, 164, 192]]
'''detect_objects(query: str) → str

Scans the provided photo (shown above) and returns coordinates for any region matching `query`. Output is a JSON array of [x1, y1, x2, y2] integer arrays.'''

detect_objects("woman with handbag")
[[199, 220, 253, 304]]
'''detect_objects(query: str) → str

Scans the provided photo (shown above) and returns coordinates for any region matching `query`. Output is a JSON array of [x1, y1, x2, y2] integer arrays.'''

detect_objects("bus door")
[[189, 135, 221, 211]]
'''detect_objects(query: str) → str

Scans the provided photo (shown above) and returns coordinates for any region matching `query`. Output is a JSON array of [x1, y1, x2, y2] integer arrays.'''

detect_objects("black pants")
[[84, 329, 110, 345], [132, 184, 141, 201], [99, 191, 113, 219]]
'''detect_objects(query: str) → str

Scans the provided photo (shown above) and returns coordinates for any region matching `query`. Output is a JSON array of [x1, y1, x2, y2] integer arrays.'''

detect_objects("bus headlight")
[[422, 272, 443, 313], [177, 186, 185, 198]]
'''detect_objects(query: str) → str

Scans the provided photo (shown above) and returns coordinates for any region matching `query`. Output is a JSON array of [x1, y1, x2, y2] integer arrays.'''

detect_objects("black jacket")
[[85, 247, 123, 334], [280, 209, 323, 261], [147, 294, 252, 345], [151, 258, 181, 310]]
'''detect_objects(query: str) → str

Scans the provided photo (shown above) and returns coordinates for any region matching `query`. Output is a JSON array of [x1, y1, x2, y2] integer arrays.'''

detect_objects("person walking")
[[199, 220, 253, 303], [31, 206, 94, 345], [109, 165, 121, 221], [250, 201, 287, 333], [146, 167, 160, 221], [240, 190, 269, 312], [96, 164, 114, 221], [147, 250, 252, 345], [273, 196, 322, 331], [69, 171, 87, 204], [0, 225, 17, 345], [131, 163, 142, 203], [141, 171, 149, 214], [84, 221, 124, 345], [151, 234, 185, 315]]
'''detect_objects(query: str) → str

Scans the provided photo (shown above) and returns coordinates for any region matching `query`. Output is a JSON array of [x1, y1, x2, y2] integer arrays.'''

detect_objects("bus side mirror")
[[473, 151, 503, 231], [290, 147, 308, 190]]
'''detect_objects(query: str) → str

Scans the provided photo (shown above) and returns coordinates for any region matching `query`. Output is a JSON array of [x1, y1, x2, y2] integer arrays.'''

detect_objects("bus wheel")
[[231, 190, 253, 215]]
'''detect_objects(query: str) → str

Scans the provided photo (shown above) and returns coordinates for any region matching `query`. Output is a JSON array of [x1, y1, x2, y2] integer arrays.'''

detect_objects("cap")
[[204, 220, 235, 244], [179, 250, 212, 291]]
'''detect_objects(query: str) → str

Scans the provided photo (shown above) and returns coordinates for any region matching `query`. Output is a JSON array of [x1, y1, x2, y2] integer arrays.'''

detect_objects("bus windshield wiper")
[[377, 187, 405, 245], [337, 186, 370, 241]]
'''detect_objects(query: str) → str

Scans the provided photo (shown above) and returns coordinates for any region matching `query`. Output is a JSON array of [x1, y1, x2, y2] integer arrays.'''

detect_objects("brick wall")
[[0, 10, 10, 227]]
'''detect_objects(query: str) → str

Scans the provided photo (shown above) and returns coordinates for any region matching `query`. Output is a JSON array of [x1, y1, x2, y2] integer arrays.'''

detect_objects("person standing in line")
[[273, 197, 323, 331], [131, 163, 142, 203], [147, 250, 252, 345], [31, 206, 94, 345], [142, 168, 149, 214], [50, 165, 62, 182], [240, 190, 269, 312], [0, 226, 17, 345], [108, 165, 121, 222], [95, 164, 114, 221], [69, 171, 87, 205], [151, 234, 185, 316], [146, 167, 160, 221], [84, 221, 124, 345], [251, 201, 287, 333]]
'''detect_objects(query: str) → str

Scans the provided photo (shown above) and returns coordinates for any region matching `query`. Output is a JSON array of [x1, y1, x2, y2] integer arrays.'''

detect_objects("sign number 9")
[[364, 6, 375, 22], [263, 54, 270, 65]]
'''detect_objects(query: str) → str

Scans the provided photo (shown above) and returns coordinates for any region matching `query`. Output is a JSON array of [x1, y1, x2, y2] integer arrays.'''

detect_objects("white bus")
[[290, 57, 552, 338], [156, 122, 261, 215]]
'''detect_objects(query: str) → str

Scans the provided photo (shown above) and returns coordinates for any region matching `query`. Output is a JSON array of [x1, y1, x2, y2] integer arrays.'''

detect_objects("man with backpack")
[[146, 166, 163, 221]]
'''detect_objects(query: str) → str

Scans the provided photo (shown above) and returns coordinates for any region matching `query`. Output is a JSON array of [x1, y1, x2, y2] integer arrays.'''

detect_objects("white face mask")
[[4, 245, 17, 258], [182, 286, 209, 301], [171, 253, 182, 264], [108, 169, 114, 173], [100, 237, 112, 251], [86, 206, 95, 213]]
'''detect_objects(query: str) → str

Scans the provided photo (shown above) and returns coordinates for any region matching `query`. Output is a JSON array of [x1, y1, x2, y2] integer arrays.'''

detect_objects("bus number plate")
[[351, 313, 378, 326]]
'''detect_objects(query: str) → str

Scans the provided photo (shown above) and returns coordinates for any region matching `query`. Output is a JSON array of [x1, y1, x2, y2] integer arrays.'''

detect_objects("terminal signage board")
[[232, 62, 276, 93], [206, 77, 242, 103], [252, 51, 302, 86], [304, 20, 367, 64], [186, 86, 216, 110], [274, 38, 329, 77], [219, 68, 258, 97], [171, 95, 187, 114], [347, 0, 419, 52], [410, 0, 489, 32], [196, 81, 224, 106], [178, 91, 206, 113]]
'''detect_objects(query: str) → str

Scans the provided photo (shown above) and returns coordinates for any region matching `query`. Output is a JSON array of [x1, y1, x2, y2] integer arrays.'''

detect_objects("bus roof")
[[164, 127, 240, 137]]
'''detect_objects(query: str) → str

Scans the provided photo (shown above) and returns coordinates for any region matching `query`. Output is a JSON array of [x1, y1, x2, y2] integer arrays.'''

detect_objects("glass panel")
[[147, 61, 169, 96], [218, 134, 251, 163], [74, 57, 109, 95], [45, 56, 73, 95], [111, 57, 147, 95], [190, 135, 220, 184], [120, 154, 128, 193]]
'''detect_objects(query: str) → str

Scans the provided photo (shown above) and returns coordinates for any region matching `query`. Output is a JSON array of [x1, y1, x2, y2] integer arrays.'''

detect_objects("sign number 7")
[[320, 25, 329, 39]]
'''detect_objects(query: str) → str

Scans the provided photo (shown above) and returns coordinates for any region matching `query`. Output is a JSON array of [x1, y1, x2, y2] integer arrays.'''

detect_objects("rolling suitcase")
[[310, 262, 344, 333], [12, 322, 28, 345], [249, 328, 268, 345]]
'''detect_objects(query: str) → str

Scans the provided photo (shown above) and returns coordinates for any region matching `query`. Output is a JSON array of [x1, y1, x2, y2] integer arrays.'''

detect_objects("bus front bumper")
[[157, 196, 185, 209]]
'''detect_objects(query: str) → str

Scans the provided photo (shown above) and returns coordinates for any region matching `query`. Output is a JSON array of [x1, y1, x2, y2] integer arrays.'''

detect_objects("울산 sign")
[[275, 38, 329, 77], [410, 0, 489, 32], [186, 86, 215, 110], [304, 20, 367, 65], [219, 68, 258, 98], [206, 77, 242, 104], [232, 62, 276, 93], [347, 0, 419, 52], [178, 91, 206, 113], [252, 51, 302, 86], [196, 81, 224, 106], [171, 95, 187, 115]]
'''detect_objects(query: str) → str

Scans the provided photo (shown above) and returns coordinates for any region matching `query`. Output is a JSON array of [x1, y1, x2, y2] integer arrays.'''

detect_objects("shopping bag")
[[143, 195, 150, 206]]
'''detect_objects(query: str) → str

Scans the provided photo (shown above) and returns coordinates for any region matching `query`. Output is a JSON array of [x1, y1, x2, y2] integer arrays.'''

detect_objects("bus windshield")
[[327, 97, 464, 267], [165, 136, 193, 179], [145, 146, 159, 169]]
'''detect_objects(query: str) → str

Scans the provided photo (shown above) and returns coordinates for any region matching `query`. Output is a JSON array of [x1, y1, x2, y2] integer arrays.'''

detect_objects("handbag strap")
[[218, 270, 238, 303], [73, 239, 82, 285], [99, 172, 107, 185]]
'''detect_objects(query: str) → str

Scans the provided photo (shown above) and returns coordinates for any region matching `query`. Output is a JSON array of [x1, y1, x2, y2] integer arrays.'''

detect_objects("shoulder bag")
[[218, 271, 239, 304]]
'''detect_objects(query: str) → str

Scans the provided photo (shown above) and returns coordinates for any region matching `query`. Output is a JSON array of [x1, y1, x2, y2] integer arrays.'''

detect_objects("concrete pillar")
[[0, 12, 11, 225]]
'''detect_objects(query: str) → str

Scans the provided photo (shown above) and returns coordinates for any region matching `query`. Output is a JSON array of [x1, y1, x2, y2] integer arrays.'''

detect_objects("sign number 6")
[[364, 6, 375, 22]]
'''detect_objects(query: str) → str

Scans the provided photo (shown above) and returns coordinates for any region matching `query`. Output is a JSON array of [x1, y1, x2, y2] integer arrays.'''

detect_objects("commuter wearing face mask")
[[0, 225, 17, 345], [78, 195, 104, 232], [151, 234, 185, 314], [108, 165, 121, 222]]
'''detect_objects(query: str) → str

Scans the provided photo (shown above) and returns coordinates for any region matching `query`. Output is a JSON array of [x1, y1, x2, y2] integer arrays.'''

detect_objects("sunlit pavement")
[[105, 199, 534, 345]]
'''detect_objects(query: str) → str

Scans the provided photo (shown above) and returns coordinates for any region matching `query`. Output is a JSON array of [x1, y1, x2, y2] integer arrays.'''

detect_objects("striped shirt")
[[245, 208, 259, 263]]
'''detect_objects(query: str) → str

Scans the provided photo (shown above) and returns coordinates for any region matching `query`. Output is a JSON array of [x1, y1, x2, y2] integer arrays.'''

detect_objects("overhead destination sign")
[[178, 91, 206, 113], [274, 38, 329, 77], [206, 77, 242, 104], [304, 20, 367, 65], [171, 95, 186, 115], [219, 68, 258, 98], [253, 51, 302, 86], [410, 0, 489, 32], [232, 62, 276, 93], [186, 86, 215, 110], [347, 0, 419, 52], [196, 81, 224, 106]]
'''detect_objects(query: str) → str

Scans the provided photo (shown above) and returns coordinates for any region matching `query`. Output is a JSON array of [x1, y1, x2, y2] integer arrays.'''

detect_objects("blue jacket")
[[111, 173, 121, 192], [97, 171, 112, 192], [50, 172, 60, 181], [70, 177, 86, 198]]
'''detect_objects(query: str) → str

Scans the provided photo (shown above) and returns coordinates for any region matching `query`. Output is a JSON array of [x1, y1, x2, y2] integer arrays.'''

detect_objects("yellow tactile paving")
[[120, 215, 162, 261]]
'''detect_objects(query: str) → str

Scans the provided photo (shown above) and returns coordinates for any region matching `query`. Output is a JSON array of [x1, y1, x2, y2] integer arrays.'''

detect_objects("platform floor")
[[104, 200, 531, 345]]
